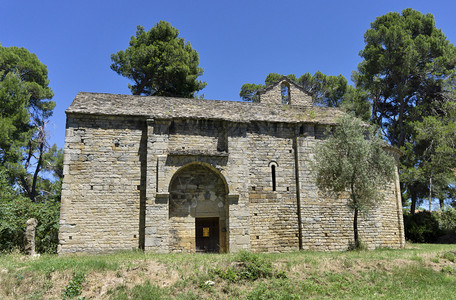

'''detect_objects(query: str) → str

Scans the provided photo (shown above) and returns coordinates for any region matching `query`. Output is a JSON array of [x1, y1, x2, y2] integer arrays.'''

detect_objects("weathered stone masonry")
[[58, 77, 405, 254]]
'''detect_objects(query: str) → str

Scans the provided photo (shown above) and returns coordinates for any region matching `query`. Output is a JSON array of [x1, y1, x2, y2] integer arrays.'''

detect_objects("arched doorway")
[[168, 163, 228, 253]]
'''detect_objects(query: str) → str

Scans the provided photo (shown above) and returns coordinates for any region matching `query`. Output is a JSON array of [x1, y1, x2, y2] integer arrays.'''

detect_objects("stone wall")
[[59, 103, 404, 254], [296, 124, 405, 250], [142, 118, 250, 253], [58, 115, 145, 253], [246, 122, 300, 252], [168, 119, 226, 152]]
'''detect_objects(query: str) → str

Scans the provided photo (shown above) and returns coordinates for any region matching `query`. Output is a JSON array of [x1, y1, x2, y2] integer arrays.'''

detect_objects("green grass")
[[0, 244, 455, 299]]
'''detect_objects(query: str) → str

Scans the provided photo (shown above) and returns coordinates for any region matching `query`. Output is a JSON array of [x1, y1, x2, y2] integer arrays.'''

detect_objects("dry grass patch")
[[82, 260, 179, 299], [0, 244, 455, 299]]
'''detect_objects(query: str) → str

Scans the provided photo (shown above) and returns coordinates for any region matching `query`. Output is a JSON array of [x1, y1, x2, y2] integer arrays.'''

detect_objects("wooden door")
[[195, 217, 219, 253]]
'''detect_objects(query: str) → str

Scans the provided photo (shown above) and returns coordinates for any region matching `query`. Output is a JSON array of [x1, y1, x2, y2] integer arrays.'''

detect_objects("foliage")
[[0, 46, 54, 115], [0, 170, 60, 253], [0, 72, 32, 177], [62, 272, 85, 299], [312, 114, 396, 248], [356, 8, 456, 148], [0, 46, 61, 253], [437, 206, 456, 233], [442, 251, 455, 263], [403, 211, 441, 243], [213, 251, 286, 282], [401, 103, 456, 212], [0, 45, 60, 203], [340, 84, 371, 121], [0, 197, 60, 253], [299, 71, 348, 107], [355, 8, 456, 213], [111, 21, 206, 98]]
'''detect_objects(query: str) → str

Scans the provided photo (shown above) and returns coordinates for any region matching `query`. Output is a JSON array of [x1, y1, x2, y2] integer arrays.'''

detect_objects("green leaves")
[[0, 46, 54, 114], [312, 115, 396, 246], [356, 9, 456, 211], [1, 45, 62, 204], [312, 115, 396, 229], [239, 83, 264, 102], [298, 71, 348, 107], [357, 8, 456, 147], [111, 21, 206, 98], [0, 170, 60, 253]]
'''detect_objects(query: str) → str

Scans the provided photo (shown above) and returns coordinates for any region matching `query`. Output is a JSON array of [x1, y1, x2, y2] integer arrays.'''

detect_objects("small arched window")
[[281, 82, 290, 105], [269, 161, 278, 192], [271, 165, 276, 191]]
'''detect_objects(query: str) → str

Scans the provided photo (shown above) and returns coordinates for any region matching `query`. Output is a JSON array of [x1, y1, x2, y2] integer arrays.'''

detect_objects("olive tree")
[[312, 114, 396, 248]]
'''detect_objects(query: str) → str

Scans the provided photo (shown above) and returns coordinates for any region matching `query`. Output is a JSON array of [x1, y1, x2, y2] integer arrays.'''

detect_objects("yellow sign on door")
[[203, 227, 210, 237]]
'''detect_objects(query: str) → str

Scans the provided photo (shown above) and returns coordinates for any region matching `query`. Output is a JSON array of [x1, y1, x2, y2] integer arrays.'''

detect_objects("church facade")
[[58, 78, 405, 254]]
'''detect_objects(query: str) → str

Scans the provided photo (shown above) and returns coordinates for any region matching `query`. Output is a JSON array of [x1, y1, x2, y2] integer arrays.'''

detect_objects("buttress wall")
[[58, 115, 145, 253]]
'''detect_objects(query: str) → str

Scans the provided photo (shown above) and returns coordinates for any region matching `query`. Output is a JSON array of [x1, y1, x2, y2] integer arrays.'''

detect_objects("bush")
[[437, 207, 456, 234], [403, 211, 441, 243], [442, 251, 455, 262], [63, 272, 85, 298], [213, 251, 286, 282], [0, 194, 60, 253]]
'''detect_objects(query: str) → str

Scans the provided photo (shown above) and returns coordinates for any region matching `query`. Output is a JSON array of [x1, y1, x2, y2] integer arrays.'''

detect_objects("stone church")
[[58, 77, 405, 254]]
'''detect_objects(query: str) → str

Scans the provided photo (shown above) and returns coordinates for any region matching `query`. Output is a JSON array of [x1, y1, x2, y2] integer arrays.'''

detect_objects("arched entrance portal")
[[169, 163, 228, 253]]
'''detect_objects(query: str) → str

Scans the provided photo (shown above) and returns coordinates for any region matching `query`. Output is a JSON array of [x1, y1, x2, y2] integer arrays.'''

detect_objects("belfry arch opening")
[[281, 82, 290, 105], [168, 163, 228, 253]]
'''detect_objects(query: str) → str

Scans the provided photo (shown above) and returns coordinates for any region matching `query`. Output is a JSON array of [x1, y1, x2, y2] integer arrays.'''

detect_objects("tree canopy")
[[0, 45, 60, 202], [111, 21, 206, 98], [355, 8, 456, 212], [0, 71, 31, 174], [312, 114, 396, 247], [0, 45, 61, 253], [356, 8, 456, 148]]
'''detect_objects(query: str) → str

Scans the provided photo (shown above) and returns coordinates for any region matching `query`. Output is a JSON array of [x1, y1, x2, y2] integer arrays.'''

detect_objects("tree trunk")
[[429, 174, 433, 212], [439, 198, 444, 210], [410, 190, 417, 215], [353, 207, 359, 248], [30, 140, 44, 202]]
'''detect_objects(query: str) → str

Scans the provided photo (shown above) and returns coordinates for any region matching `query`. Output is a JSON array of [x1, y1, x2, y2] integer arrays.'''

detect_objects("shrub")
[[437, 207, 456, 234], [0, 194, 60, 253], [63, 272, 85, 298], [212, 251, 286, 282], [348, 240, 367, 251], [403, 211, 441, 243], [442, 251, 455, 263]]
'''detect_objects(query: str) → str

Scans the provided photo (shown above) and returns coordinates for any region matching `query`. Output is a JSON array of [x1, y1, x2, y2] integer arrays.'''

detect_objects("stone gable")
[[257, 76, 313, 106]]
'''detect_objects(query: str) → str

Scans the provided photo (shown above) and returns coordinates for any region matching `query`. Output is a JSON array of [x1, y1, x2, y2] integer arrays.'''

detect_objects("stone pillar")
[[226, 124, 250, 252], [144, 118, 171, 252], [25, 218, 38, 255]]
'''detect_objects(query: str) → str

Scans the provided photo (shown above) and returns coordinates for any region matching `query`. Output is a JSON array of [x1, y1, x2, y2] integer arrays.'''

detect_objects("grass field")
[[0, 243, 455, 299]]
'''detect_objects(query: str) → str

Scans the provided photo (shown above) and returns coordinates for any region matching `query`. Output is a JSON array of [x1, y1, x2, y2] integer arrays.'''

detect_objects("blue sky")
[[1, 0, 456, 149]]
